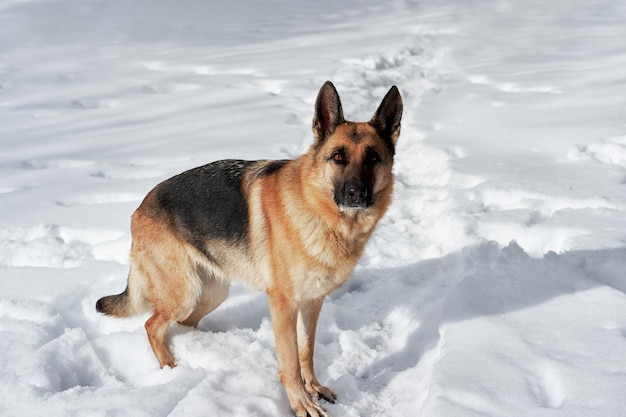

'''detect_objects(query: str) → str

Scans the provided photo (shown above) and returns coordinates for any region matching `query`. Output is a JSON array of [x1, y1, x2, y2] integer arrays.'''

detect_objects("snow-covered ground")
[[2, 0, 626, 416]]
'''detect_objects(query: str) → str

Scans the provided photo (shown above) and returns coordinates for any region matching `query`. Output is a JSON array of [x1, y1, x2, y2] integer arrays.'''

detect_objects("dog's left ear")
[[312, 81, 345, 145], [370, 86, 403, 150]]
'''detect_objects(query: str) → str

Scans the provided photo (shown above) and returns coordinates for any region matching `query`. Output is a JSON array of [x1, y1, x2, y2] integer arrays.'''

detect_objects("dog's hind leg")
[[145, 310, 177, 368], [143, 261, 198, 368], [179, 276, 230, 328], [142, 261, 195, 368], [131, 211, 201, 368]]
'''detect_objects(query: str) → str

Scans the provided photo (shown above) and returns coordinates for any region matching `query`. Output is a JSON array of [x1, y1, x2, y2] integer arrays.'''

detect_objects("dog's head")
[[309, 81, 403, 214]]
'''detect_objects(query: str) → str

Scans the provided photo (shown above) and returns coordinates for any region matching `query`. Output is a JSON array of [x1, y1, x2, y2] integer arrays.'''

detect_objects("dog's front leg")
[[297, 296, 337, 404], [268, 289, 329, 417]]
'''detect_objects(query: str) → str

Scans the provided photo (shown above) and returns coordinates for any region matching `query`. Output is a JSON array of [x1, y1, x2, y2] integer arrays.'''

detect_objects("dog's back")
[[143, 160, 253, 253]]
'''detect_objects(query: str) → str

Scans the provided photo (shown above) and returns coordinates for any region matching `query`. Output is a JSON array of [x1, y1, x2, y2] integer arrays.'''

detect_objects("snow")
[[2, 0, 626, 416]]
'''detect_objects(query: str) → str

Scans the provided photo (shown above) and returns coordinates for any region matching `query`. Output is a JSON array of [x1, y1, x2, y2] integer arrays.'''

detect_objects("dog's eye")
[[331, 151, 346, 164], [365, 151, 380, 165]]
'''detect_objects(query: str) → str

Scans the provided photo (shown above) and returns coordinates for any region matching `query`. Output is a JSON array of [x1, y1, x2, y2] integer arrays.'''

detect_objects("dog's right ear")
[[312, 81, 345, 145]]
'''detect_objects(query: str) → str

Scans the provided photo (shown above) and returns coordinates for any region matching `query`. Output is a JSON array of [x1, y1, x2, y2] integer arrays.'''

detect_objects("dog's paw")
[[288, 388, 330, 417], [157, 354, 177, 369], [293, 399, 328, 417], [306, 383, 337, 404]]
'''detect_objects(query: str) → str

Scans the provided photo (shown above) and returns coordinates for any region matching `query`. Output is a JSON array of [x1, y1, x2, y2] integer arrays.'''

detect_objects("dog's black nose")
[[347, 182, 367, 201], [340, 180, 373, 208]]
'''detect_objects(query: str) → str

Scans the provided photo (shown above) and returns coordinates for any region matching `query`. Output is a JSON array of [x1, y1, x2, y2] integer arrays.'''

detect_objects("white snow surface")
[[2, 0, 626, 416]]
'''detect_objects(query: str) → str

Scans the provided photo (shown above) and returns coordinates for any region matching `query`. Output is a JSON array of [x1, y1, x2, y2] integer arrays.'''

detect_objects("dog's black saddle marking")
[[152, 160, 254, 251]]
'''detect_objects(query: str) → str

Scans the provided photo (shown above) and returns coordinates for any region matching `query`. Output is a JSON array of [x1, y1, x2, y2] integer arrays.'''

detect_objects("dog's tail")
[[96, 288, 136, 317], [96, 292, 127, 316], [96, 268, 150, 317]]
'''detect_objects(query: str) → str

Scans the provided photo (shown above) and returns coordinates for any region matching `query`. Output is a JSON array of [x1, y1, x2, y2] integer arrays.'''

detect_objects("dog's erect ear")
[[370, 86, 403, 150], [312, 81, 345, 144]]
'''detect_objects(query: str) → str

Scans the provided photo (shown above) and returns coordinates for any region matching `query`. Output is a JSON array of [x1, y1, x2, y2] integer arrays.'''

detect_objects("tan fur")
[[97, 82, 401, 417]]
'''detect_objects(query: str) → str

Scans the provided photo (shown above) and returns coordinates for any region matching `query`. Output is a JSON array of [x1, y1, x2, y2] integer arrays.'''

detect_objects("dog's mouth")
[[338, 204, 372, 214]]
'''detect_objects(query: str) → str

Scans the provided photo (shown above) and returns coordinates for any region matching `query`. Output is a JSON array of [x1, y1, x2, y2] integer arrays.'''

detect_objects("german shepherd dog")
[[97, 81, 402, 417]]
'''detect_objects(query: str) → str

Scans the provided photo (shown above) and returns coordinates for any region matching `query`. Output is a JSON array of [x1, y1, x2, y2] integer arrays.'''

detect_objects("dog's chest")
[[294, 265, 351, 301]]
